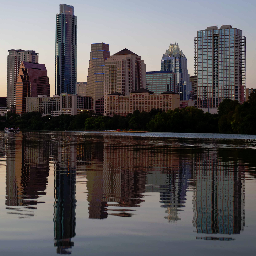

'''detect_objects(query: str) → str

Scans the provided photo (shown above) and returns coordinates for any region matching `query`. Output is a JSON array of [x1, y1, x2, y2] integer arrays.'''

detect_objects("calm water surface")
[[0, 131, 256, 255]]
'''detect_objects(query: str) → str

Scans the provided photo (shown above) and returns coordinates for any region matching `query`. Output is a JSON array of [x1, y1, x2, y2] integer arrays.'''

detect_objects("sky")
[[0, 0, 255, 96]]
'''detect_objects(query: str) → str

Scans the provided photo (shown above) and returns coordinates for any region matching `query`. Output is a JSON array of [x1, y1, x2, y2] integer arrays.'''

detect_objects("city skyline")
[[0, 0, 255, 97]]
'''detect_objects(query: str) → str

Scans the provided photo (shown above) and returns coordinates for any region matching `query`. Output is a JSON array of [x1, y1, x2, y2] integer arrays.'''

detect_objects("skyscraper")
[[7, 49, 38, 109], [194, 25, 246, 110], [16, 62, 50, 115], [104, 48, 146, 97], [161, 43, 192, 101], [86, 43, 110, 114], [55, 4, 77, 95]]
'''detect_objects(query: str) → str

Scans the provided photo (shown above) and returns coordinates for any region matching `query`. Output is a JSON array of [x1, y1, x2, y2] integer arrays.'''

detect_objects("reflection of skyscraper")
[[53, 136, 76, 254], [160, 163, 192, 222], [192, 151, 245, 235], [146, 155, 192, 222], [87, 171, 108, 219], [5, 133, 50, 217]]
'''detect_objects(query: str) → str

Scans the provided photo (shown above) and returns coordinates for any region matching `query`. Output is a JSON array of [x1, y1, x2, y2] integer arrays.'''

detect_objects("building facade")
[[161, 43, 192, 101], [146, 71, 176, 94], [104, 89, 180, 116], [190, 76, 198, 101], [86, 43, 110, 114], [7, 49, 38, 109], [104, 48, 146, 115], [76, 82, 87, 96], [26, 94, 93, 116], [16, 62, 50, 115], [194, 25, 246, 111], [55, 4, 77, 95]]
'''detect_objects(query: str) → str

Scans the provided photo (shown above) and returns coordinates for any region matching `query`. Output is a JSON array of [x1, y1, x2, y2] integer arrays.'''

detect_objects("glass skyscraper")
[[161, 43, 192, 101], [194, 25, 246, 109], [55, 4, 77, 95]]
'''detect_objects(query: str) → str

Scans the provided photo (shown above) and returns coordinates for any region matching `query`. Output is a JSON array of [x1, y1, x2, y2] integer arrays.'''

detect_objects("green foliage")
[[217, 92, 256, 134], [2, 94, 256, 135]]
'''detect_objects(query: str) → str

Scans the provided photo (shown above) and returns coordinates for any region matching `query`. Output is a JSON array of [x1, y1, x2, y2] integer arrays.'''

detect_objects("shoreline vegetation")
[[1, 92, 256, 135]]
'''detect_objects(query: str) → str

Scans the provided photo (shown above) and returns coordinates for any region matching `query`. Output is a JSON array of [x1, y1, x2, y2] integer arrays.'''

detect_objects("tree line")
[[1, 91, 255, 134]]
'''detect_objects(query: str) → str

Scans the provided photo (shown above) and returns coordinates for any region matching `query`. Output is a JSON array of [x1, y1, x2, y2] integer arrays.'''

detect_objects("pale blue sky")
[[0, 0, 255, 96]]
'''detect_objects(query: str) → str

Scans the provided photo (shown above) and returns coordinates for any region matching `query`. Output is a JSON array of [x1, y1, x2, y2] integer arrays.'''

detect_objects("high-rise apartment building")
[[86, 43, 110, 114], [194, 25, 246, 110], [16, 62, 50, 115], [7, 49, 38, 109], [161, 43, 192, 101], [55, 4, 77, 95]]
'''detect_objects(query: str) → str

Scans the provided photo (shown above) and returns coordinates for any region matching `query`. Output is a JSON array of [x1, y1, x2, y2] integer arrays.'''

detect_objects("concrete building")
[[7, 49, 38, 109], [26, 95, 60, 115], [194, 25, 246, 112], [26, 94, 93, 116], [86, 43, 110, 114], [55, 4, 77, 95], [146, 71, 176, 94], [104, 49, 146, 96], [76, 82, 87, 96], [104, 48, 146, 115], [104, 88, 180, 116], [16, 62, 50, 115], [161, 43, 192, 101]]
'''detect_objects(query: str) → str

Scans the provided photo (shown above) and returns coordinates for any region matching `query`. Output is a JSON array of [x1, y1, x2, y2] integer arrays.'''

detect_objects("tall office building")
[[16, 62, 50, 115], [86, 43, 110, 114], [104, 49, 146, 96], [55, 4, 77, 95], [7, 49, 38, 109], [161, 43, 192, 101], [194, 25, 246, 110], [104, 48, 146, 115]]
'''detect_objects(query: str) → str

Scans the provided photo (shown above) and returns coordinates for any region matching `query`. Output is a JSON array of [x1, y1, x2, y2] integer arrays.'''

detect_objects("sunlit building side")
[[7, 49, 38, 110]]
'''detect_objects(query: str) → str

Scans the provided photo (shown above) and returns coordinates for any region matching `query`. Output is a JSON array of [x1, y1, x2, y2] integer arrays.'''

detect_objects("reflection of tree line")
[[3, 133, 248, 253]]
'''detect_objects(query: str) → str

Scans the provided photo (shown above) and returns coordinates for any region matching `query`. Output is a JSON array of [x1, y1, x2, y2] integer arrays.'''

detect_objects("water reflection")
[[192, 150, 245, 235], [53, 136, 76, 254], [1, 132, 255, 254], [5, 133, 49, 217]]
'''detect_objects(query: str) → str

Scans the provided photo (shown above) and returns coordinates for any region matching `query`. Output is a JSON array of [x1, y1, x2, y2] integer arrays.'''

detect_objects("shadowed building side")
[[15, 62, 50, 115]]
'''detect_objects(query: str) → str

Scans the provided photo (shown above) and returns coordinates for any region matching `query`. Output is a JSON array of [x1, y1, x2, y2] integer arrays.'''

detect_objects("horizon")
[[0, 0, 255, 97]]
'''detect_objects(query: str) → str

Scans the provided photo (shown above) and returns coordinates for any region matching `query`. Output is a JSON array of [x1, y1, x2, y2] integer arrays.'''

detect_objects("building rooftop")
[[59, 4, 74, 15], [21, 62, 46, 71], [113, 48, 138, 56]]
